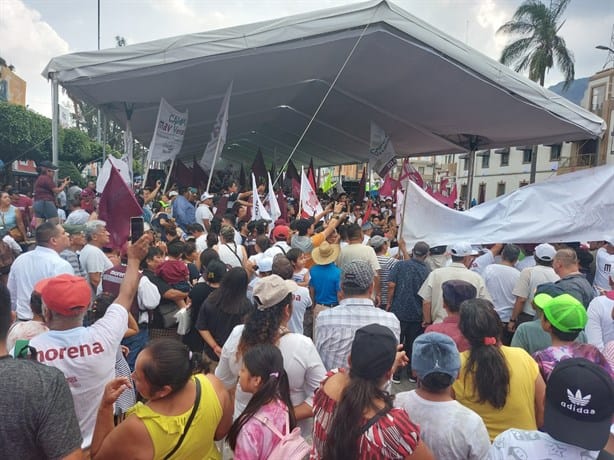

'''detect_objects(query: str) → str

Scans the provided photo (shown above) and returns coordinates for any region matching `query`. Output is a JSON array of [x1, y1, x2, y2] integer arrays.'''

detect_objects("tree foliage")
[[0, 102, 52, 164], [497, 0, 574, 89]]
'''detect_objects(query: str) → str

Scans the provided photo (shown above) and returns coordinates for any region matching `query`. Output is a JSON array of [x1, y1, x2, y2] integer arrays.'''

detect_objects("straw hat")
[[311, 241, 340, 265]]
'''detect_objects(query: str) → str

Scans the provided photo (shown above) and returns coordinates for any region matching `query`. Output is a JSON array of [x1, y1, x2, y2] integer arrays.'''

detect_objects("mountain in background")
[[548, 77, 589, 106]]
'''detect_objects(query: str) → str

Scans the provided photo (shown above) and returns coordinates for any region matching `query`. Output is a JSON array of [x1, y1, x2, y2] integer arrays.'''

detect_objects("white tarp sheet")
[[401, 166, 614, 246]]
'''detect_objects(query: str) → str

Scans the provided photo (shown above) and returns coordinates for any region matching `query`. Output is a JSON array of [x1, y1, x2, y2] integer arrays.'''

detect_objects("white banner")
[[267, 172, 281, 223], [369, 122, 397, 178], [300, 166, 323, 217], [401, 166, 614, 246], [251, 173, 271, 221], [200, 81, 233, 172], [147, 98, 188, 162]]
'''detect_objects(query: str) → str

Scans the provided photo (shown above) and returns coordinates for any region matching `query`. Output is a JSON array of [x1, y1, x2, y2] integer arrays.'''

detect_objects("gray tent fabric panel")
[[43, 0, 605, 168]]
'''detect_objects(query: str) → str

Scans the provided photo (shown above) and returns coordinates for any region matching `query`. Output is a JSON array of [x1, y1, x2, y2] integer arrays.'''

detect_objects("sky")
[[0, 0, 613, 117]]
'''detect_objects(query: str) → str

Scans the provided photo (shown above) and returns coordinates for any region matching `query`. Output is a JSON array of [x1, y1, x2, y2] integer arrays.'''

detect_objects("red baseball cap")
[[272, 225, 290, 241], [41, 274, 92, 316]]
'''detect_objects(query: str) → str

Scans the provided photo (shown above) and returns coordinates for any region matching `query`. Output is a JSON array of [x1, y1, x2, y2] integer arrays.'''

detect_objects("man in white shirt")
[[315, 259, 400, 370], [586, 291, 614, 351], [79, 220, 113, 292], [593, 239, 614, 293], [482, 244, 521, 344], [509, 243, 559, 332], [395, 332, 490, 460], [7, 222, 73, 321], [195, 192, 214, 233], [419, 242, 491, 326], [264, 225, 292, 258], [30, 235, 150, 449]]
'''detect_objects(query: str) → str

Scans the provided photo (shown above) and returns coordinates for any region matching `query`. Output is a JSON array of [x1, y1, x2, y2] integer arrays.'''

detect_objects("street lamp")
[[596, 45, 614, 53]]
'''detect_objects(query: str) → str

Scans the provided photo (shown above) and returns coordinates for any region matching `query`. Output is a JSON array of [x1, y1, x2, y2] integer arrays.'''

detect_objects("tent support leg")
[[51, 75, 59, 176]]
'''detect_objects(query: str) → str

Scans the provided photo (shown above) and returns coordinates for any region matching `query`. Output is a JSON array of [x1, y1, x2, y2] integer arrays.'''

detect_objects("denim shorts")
[[33, 200, 58, 219]]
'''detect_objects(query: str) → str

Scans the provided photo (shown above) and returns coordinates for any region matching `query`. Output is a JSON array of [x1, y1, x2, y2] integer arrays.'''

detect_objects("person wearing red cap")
[[29, 235, 151, 450], [264, 225, 291, 258]]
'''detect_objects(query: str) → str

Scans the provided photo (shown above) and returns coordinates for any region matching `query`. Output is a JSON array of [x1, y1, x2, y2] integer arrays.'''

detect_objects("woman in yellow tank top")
[[90, 339, 233, 459]]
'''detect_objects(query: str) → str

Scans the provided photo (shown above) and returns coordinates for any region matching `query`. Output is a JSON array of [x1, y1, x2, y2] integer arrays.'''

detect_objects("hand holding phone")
[[130, 217, 144, 244]]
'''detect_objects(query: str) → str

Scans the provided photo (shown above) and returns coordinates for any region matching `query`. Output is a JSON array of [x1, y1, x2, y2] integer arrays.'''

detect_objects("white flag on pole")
[[267, 172, 281, 223], [147, 98, 188, 162], [252, 173, 271, 222], [300, 166, 323, 218], [395, 187, 405, 226], [121, 120, 134, 183], [200, 82, 233, 172], [369, 122, 397, 178]]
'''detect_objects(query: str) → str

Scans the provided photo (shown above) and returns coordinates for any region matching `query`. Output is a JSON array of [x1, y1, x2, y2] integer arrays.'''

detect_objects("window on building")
[[500, 151, 509, 167], [481, 153, 490, 169], [591, 85, 606, 116], [463, 159, 469, 171], [460, 184, 468, 203], [550, 144, 562, 161], [522, 149, 532, 164], [519, 180, 529, 188], [419, 167, 425, 175], [497, 182, 506, 196]]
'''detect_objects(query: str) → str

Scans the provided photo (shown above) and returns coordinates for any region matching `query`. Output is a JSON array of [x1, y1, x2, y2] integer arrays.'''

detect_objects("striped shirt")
[[314, 298, 401, 371], [376, 255, 397, 306]]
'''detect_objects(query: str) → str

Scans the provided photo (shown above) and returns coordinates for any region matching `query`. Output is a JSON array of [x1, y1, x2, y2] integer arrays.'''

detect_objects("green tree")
[[0, 102, 52, 164], [497, 0, 575, 183], [498, 0, 574, 88], [62, 128, 94, 171]]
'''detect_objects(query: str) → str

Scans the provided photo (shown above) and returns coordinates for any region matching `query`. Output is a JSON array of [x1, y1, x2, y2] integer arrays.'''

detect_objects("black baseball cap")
[[543, 358, 614, 450]]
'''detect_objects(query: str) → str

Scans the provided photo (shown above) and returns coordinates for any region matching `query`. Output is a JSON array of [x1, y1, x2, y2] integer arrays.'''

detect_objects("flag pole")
[[298, 166, 304, 217], [397, 180, 409, 245], [205, 132, 223, 194], [163, 159, 175, 194]]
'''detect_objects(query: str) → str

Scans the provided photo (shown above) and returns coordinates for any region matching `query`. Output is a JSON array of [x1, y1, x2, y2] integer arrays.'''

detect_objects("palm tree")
[[498, 0, 575, 88], [497, 0, 575, 183]]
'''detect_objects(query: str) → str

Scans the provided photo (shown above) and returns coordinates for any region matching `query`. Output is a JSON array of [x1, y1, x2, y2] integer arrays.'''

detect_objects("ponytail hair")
[[458, 298, 510, 408], [323, 369, 393, 460], [227, 344, 296, 451]]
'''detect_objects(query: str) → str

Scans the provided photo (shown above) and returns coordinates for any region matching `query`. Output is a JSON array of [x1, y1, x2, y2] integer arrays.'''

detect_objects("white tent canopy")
[[43, 0, 605, 169]]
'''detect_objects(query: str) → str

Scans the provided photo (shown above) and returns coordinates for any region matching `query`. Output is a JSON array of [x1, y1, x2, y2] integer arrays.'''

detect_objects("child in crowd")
[[156, 240, 190, 309], [227, 344, 297, 460], [395, 332, 490, 459], [286, 248, 310, 287]]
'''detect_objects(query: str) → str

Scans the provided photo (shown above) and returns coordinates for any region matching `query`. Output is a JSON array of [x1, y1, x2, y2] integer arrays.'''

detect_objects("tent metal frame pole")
[[466, 149, 476, 207], [51, 75, 59, 179]]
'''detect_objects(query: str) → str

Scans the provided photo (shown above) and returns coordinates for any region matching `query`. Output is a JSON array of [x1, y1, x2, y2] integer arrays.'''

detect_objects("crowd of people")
[[1, 159, 614, 459]]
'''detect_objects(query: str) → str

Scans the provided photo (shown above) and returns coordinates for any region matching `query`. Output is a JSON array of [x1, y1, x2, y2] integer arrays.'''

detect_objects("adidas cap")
[[543, 357, 614, 450]]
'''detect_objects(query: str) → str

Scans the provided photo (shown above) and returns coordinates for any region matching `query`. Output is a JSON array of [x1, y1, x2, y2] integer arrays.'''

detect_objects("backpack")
[[254, 411, 310, 460], [0, 240, 15, 275]]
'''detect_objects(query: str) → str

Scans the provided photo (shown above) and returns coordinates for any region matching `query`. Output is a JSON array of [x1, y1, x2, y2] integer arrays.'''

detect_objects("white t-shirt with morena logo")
[[30, 304, 128, 448]]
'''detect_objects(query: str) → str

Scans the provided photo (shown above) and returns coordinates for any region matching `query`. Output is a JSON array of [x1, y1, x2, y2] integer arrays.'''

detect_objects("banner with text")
[[147, 98, 188, 162]]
